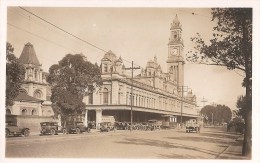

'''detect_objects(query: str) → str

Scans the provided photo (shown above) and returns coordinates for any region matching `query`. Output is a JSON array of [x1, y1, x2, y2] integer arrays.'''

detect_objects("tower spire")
[[171, 14, 181, 30]]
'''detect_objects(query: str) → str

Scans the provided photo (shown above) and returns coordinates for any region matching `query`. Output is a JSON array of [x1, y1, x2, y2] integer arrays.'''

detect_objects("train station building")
[[7, 15, 199, 129], [84, 15, 199, 127]]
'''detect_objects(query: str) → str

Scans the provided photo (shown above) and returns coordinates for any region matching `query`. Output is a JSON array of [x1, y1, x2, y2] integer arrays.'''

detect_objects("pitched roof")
[[19, 42, 41, 66], [14, 92, 42, 103], [102, 50, 117, 62]]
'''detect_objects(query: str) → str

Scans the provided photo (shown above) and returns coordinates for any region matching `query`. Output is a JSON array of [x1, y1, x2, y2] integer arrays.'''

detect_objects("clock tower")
[[167, 14, 184, 88]]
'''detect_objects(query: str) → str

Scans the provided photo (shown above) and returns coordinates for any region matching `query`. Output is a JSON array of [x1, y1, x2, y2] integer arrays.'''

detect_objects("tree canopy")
[[201, 104, 232, 125], [236, 95, 249, 120], [6, 42, 25, 106], [47, 54, 102, 121], [187, 8, 252, 157], [187, 8, 252, 74]]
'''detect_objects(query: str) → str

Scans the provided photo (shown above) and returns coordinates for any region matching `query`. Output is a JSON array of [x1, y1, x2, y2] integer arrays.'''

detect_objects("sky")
[[5, 7, 246, 111]]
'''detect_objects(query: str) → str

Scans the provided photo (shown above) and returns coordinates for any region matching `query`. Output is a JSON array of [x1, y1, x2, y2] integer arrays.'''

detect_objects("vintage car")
[[63, 121, 90, 134], [40, 122, 64, 135], [6, 121, 30, 137], [114, 122, 126, 130], [147, 120, 161, 131], [100, 122, 115, 132], [186, 119, 199, 133]]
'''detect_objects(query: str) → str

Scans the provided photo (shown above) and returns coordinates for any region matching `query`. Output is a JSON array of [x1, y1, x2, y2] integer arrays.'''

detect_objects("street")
[[6, 126, 242, 159]]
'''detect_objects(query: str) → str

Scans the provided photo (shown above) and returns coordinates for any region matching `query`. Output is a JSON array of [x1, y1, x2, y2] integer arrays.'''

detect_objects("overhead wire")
[[7, 10, 95, 62], [7, 23, 79, 64], [9, 8, 84, 48], [18, 7, 143, 69], [15, 7, 215, 77]]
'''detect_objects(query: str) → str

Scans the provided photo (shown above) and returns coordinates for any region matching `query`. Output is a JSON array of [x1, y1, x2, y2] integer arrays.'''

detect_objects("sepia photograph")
[[1, 0, 260, 162]]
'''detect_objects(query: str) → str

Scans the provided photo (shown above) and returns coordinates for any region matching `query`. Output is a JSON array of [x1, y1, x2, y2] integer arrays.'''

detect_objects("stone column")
[[39, 70, 42, 83], [38, 103, 42, 116], [32, 69, 35, 81], [96, 109, 102, 129], [84, 110, 88, 126], [28, 83, 34, 96]]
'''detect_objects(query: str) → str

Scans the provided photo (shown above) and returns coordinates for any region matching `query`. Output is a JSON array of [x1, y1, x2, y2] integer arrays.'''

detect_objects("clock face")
[[171, 48, 178, 55]]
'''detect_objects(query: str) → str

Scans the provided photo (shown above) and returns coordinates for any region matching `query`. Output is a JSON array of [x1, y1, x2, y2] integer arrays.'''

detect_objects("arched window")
[[34, 70, 38, 81], [32, 109, 37, 115], [88, 92, 93, 104], [173, 31, 178, 40], [47, 110, 52, 116], [6, 109, 11, 115], [118, 88, 121, 105], [21, 109, 27, 115], [33, 90, 42, 99], [103, 88, 109, 104], [104, 64, 108, 73]]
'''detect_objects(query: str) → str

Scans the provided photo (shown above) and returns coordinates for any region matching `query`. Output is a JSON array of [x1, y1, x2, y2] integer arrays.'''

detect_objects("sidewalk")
[[217, 135, 250, 160]]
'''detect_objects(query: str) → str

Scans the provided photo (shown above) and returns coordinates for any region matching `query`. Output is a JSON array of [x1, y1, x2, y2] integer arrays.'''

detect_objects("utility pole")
[[180, 86, 184, 125], [212, 112, 214, 125], [125, 61, 140, 132], [178, 85, 190, 127], [110, 66, 113, 105]]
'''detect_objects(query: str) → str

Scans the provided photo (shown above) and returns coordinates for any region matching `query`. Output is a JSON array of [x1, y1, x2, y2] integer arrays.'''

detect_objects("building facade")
[[84, 15, 199, 127], [6, 42, 53, 117], [6, 15, 199, 129]]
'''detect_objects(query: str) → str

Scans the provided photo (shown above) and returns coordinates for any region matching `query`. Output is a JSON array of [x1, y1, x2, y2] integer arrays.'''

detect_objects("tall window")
[[104, 64, 108, 73], [103, 88, 109, 104], [33, 90, 42, 99], [34, 70, 38, 81], [88, 92, 93, 104], [21, 109, 27, 115], [118, 92, 121, 104], [173, 31, 178, 40], [32, 109, 37, 115]]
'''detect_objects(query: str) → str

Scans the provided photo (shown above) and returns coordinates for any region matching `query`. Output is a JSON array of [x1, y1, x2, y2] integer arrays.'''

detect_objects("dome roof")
[[102, 50, 117, 62], [146, 57, 161, 70], [116, 56, 123, 63], [19, 42, 41, 66]]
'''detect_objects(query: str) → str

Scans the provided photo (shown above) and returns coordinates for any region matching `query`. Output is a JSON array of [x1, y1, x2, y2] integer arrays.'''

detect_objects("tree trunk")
[[242, 109, 252, 157], [241, 15, 252, 158]]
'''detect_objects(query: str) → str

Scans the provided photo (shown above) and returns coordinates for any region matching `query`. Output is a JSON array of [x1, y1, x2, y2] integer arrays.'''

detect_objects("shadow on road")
[[115, 137, 219, 157]]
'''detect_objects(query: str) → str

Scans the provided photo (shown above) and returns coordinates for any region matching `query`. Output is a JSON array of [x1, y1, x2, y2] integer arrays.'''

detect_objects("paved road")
[[5, 127, 242, 159]]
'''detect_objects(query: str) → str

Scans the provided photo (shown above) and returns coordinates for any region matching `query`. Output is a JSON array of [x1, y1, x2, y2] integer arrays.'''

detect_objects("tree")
[[236, 95, 250, 120], [47, 54, 102, 124], [6, 42, 26, 107], [187, 8, 252, 157], [201, 104, 232, 125]]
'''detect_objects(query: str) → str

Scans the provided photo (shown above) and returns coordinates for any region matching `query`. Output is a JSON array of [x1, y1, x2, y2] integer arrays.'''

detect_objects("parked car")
[[6, 121, 30, 137], [40, 122, 64, 135], [100, 122, 115, 132], [114, 122, 126, 130], [147, 120, 161, 131], [185, 119, 199, 133], [64, 121, 90, 134]]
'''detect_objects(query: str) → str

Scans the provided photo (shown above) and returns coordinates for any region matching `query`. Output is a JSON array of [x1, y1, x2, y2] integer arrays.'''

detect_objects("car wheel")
[[50, 129, 55, 135], [76, 128, 81, 134], [107, 128, 110, 132], [62, 129, 67, 134], [23, 129, 30, 137], [5, 129, 9, 137]]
